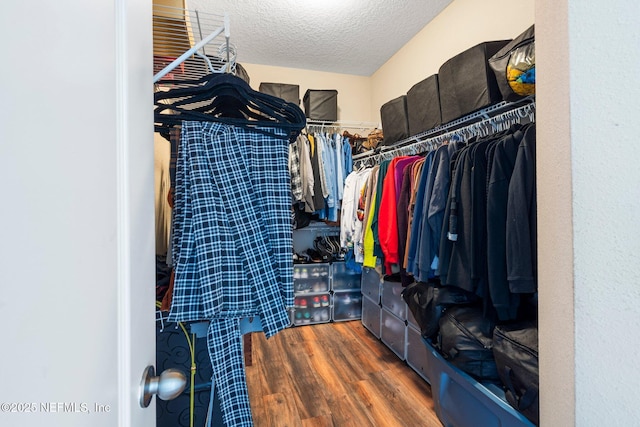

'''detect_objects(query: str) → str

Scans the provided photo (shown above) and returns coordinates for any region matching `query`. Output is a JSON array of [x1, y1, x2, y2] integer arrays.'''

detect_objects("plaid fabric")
[[207, 319, 252, 427], [289, 138, 303, 202], [169, 121, 294, 426]]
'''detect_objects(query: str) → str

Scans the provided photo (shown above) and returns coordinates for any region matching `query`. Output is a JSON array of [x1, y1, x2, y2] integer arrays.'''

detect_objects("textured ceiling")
[[187, 0, 453, 76]]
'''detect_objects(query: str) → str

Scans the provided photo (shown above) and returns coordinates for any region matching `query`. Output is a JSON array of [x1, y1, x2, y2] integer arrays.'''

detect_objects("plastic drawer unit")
[[361, 294, 381, 338], [331, 261, 362, 291], [424, 339, 535, 427], [292, 263, 331, 326], [381, 280, 407, 321], [380, 308, 407, 360], [361, 267, 381, 302], [293, 263, 330, 293], [332, 290, 362, 321], [292, 295, 330, 326], [406, 325, 430, 383]]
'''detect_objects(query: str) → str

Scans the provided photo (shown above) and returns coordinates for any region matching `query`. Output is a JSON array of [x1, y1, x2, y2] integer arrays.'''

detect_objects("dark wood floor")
[[245, 320, 442, 427]]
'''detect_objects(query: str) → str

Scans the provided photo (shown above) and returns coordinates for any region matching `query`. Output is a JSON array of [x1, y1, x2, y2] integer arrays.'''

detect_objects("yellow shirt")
[[363, 191, 377, 268]]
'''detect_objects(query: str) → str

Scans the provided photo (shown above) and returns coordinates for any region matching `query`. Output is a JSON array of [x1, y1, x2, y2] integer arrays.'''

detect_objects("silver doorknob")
[[139, 365, 187, 408]]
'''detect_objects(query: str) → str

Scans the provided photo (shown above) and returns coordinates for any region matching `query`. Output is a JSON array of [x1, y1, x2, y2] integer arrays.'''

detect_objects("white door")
[[0, 1, 159, 426]]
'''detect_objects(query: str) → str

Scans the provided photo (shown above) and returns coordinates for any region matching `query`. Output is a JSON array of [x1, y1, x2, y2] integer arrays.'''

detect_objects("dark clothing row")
[[437, 123, 537, 320]]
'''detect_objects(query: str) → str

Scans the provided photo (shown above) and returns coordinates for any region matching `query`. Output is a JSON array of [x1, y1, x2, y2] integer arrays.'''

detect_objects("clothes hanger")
[[154, 72, 306, 141]]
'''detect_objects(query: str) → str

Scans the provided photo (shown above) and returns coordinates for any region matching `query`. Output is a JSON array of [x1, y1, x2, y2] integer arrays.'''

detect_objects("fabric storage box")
[[333, 290, 362, 321], [381, 280, 407, 320], [406, 325, 431, 383], [424, 339, 535, 427], [438, 40, 511, 123], [380, 95, 409, 145], [361, 267, 382, 302], [406, 74, 442, 136], [380, 308, 407, 360], [332, 261, 362, 291], [303, 89, 338, 121], [362, 294, 382, 338], [293, 264, 330, 293], [258, 82, 300, 105]]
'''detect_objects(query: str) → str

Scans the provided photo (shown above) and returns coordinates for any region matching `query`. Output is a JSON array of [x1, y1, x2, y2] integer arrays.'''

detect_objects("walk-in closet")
[[4, 1, 640, 427], [150, 0, 540, 425]]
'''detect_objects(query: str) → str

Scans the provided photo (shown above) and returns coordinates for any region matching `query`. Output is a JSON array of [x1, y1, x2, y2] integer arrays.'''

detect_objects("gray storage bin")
[[361, 267, 381, 302], [438, 40, 511, 123], [380, 308, 407, 360], [406, 325, 431, 383], [406, 74, 442, 135], [303, 89, 338, 121], [361, 294, 381, 338], [381, 280, 407, 320], [380, 95, 409, 145], [258, 82, 300, 105]]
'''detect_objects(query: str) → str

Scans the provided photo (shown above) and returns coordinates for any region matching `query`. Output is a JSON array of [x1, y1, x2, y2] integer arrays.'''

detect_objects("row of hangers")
[[155, 72, 306, 141], [353, 100, 535, 169]]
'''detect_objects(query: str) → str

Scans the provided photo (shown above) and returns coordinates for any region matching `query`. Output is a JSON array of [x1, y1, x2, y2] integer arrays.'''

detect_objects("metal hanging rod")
[[352, 97, 534, 162], [353, 99, 535, 168], [306, 120, 380, 131]]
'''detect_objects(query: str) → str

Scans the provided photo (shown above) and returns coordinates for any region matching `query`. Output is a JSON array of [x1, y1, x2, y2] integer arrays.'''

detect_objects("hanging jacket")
[[486, 128, 527, 320], [506, 124, 537, 294], [378, 156, 411, 273]]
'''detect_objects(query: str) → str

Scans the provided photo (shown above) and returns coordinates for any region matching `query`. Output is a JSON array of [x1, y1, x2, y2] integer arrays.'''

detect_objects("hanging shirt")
[[378, 156, 412, 273], [362, 191, 378, 268], [169, 121, 294, 427], [340, 168, 371, 249], [289, 138, 303, 203], [297, 135, 315, 213], [352, 167, 372, 263], [335, 133, 345, 204], [343, 135, 353, 180], [362, 165, 380, 267], [308, 134, 326, 212]]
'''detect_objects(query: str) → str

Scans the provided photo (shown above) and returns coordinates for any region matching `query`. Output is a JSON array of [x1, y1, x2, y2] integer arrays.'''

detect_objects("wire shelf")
[[153, 4, 233, 85]]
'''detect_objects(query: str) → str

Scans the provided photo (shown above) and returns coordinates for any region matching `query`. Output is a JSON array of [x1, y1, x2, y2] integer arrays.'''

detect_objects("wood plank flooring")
[[246, 321, 442, 427]]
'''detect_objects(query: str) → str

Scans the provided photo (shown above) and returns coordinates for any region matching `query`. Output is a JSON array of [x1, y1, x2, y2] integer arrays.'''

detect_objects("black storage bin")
[[259, 82, 300, 105], [438, 40, 511, 123], [380, 95, 409, 146], [406, 74, 442, 136], [303, 89, 338, 121]]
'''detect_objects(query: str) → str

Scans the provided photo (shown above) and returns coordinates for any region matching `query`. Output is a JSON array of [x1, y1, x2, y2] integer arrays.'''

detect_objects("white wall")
[[0, 0, 156, 426], [537, 0, 640, 425], [370, 0, 535, 122]]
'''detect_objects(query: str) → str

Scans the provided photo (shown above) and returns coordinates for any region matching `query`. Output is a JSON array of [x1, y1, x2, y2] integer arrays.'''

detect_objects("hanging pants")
[[169, 121, 294, 427]]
